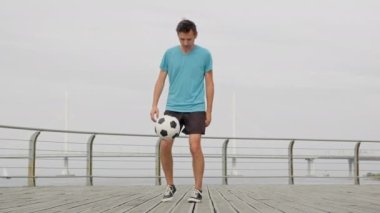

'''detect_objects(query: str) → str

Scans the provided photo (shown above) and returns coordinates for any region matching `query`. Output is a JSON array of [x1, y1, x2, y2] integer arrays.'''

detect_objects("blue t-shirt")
[[160, 45, 213, 112]]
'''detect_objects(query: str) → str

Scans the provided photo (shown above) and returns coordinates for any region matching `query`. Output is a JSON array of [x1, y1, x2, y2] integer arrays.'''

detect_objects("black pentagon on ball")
[[160, 130, 168, 137], [158, 118, 165, 124], [170, 120, 177, 129]]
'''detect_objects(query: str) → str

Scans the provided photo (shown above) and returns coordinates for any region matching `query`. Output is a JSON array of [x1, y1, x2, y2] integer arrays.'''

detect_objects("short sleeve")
[[160, 50, 169, 72], [204, 51, 213, 73]]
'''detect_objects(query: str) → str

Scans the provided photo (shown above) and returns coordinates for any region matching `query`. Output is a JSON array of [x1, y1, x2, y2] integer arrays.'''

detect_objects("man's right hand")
[[150, 106, 159, 122]]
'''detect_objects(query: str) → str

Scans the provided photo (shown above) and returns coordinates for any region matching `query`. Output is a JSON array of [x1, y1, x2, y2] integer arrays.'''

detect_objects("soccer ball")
[[154, 115, 180, 140]]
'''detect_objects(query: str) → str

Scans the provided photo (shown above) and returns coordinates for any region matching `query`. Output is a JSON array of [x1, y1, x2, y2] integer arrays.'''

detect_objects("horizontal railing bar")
[[0, 146, 374, 152], [37, 140, 87, 145], [36, 149, 87, 152], [34, 167, 157, 170], [2, 154, 380, 160], [0, 138, 29, 142], [0, 175, 365, 179], [19, 158, 169, 162], [0, 148, 30, 151], [1, 124, 380, 143], [93, 143, 156, 147], [0, 125, 158, 137], [4, 166, 377, 170]]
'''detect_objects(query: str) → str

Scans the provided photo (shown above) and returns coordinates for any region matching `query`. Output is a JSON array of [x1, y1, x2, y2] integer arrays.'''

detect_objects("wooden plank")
[[1, 184, 380, 213], [305, 185, 380, 213], [100, 186, 163, 213], [249, 185, 330, 213], [0, 187, 78, 212], [170, 186, 195, 213], [143, 185, 192, 213], [17, 187, 126, 213], [224, 185, 285, 213], [194, 185, 215, 213], [213, 185, 260, 212], [263, 185, 380, 213], [247, 185, 351, 213], [244, 189, 305, 213], [207, 185, 238, 213], [70, 186, 157, 213]]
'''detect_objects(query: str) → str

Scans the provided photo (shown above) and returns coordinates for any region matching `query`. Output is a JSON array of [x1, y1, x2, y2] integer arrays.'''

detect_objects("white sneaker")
[[162, 185, 176, 202], [187, 188, 202, 203]]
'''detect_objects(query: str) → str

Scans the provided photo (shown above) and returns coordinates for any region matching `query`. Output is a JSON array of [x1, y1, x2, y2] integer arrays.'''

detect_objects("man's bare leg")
[[189, 134, 204, 190], [160, 139, 177, 202], [160, 139, 174, 186]]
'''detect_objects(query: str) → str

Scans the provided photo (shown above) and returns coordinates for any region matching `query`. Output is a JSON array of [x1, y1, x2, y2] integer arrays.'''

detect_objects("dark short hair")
[[176, 19, 197, 34]]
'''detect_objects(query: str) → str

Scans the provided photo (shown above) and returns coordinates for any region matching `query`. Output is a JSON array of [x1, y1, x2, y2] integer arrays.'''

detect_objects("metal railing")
[[1, 124, 380, 187]]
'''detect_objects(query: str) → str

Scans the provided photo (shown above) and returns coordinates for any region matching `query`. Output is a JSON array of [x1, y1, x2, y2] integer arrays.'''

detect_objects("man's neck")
[[181, 45, 195, 54]]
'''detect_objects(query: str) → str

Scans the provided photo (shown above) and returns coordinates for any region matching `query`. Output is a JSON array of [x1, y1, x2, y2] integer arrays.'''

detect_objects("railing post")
[[354, 142, 361, 185], [306, 158, 314, 176], [28, 131, 41, 187], [222, 139, 230, 185], [348, 158, 354, 177], [86, 134, 96, 186], [155, 138, 161, 186], [288, 140, 295, 185]]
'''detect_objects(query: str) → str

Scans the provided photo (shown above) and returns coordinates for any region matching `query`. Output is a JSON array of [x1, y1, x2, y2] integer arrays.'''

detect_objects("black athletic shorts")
[[164, 110, 206, 135]]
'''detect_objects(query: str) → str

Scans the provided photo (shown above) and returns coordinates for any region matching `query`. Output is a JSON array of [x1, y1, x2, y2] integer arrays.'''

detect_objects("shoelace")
[[164, 186, 174, 196], [191, 189, 202, 197]]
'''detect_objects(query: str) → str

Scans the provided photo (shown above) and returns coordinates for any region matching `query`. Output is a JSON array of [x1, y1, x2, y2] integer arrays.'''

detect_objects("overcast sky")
[[1, 0, 380, 140]]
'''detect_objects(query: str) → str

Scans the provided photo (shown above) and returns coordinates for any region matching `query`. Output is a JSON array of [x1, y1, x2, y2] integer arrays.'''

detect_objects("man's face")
[[178, 30, 197, 52]]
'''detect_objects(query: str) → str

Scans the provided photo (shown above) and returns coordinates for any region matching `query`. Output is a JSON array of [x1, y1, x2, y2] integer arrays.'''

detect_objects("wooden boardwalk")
[[1, 185, 380, 213]]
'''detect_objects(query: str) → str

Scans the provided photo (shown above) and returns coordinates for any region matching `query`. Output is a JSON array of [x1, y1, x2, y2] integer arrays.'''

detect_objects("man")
[[150, 19, 214, 203]]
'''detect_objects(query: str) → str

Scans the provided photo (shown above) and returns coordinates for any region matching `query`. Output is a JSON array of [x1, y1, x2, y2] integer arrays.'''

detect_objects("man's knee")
[[190, 143, 202, 155], [160, 140, 173, 152]]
